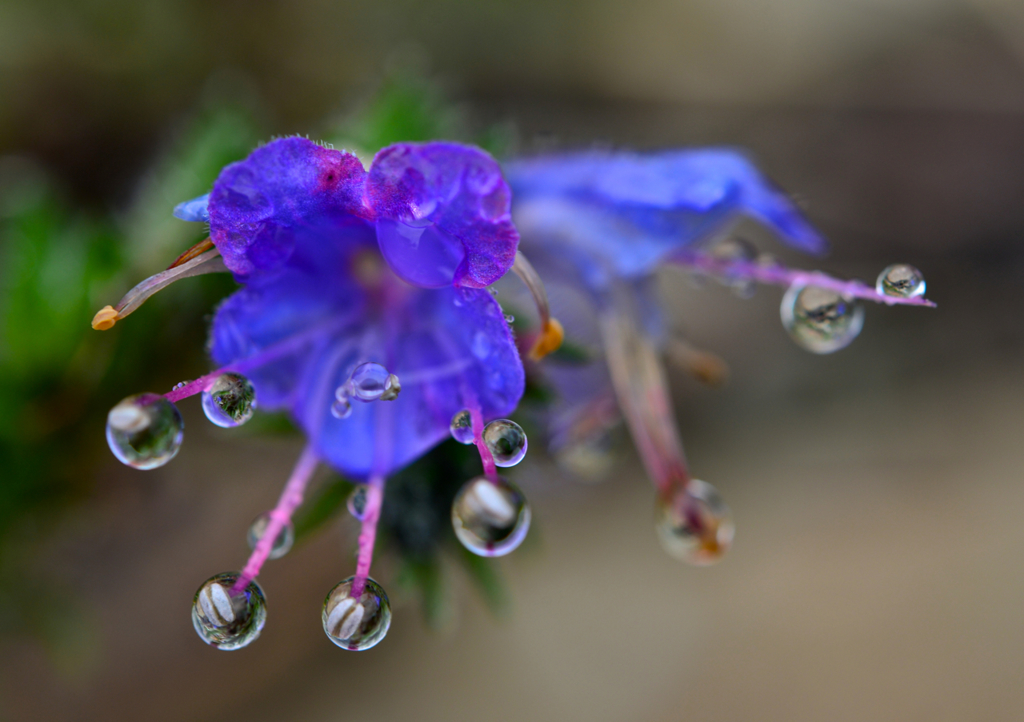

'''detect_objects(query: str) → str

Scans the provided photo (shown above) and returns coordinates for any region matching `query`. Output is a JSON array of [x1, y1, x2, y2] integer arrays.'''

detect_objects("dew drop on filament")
[[451, 476, 531, 557], [780, 284, 864, 354], [322, 577, 392, 651], [483, 419, 528, 467], [876, 264, 926, 299], [201, 372, 257, 428], [449, 410, 475, 445], [655, 480, 734, 566], [347, 484, 369, 520], [106, 393, 184, 469], [350, 362, 393, 402], [246, 512, 294, 559], [191, 572, 267, 650]]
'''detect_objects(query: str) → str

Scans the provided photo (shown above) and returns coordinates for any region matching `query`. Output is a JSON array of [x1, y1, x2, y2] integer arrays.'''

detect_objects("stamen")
[[512, 250, 565, 360], [666, 338, 730, 387], [168, 237, 216, 269], [90, 246, 228, 330], [350, 476, 384, 599], [599, 289, 690, 495], [672, 249, 937, 308], [232, 444, 320, 594]]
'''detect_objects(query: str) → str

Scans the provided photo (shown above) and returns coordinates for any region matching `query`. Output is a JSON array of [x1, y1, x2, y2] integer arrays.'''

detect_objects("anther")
[[92, 305, 119, 331]]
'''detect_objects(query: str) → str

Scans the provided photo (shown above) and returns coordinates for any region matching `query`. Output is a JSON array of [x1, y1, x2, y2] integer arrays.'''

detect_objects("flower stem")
[[467, 399, 498, 481], [671, 250, 937, 307], [231, 444, 319, 595]]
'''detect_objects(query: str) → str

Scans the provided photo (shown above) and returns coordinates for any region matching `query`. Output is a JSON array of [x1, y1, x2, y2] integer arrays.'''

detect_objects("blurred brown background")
[[2, 0, 1024, 720]]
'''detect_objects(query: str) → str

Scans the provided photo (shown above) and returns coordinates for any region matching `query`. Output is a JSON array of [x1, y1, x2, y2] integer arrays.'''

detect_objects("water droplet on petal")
[[449, 410, 475, 445], [350, 362, 393, 401], [876, 264, 926, 299], [483, 419, 528, 467], [201, 372, 257, 428], [331, 398, 352, 419], [780, 284, 864, 354], [347, 484, 369, 520], [471, 331, 492, 360], [452, 476, 531, 556], [655, 480, 734, 565], [191, 572, 267, 650], [246, 512, 294, 559], [106, 393, 184, 469], [504, 313, 515, 324], [323, 577, 391, 650]]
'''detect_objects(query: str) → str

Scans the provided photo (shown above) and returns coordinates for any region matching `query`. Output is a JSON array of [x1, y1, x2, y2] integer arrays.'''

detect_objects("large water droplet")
[[246, 512, 294, 560], [483, 419, 528, 467], [201, 372, 257, 428], [780, 284, 864, 354], [191, 572, 267, 650], [452, 476, 531, 557], [655, 480, 734, 565], [106, 393, 184, 469], [350, 362, 393, 402], [876, 264, 925, 299], [347, 484, 369, 520], [323, 577, 392, 650], [449, 410, 475, 445]]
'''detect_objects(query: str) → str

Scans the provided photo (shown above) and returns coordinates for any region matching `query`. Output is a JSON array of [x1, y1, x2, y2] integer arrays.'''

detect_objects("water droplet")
[[711, 236, 757, 297], [172, 381, 188, 391], [876, 264, 925, 299], [471, 331, 492, 360], [452, 476, 531, 557], [504, 313, 515, 324], [106, 393, 184, 469], [449, 410, 475, 445], [331, 398, 352, 419], [347, 484, 369, 520], [323, 577, 392, 650], [488, 287, 498, 297], [201, 372, 257, 428], [483, 419, 528, 467], [780, 284, 864, 354], [655, 480, 734, 565], [246, 513, 294, 560], [350, 362, 393, 402], [191, 572, 267, 650]]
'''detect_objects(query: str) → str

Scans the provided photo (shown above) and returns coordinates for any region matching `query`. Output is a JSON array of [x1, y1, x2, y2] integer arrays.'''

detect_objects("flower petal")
[[208, 137, 369, 279], [367, 143, 519, 289], [507, 149, 826, 288]]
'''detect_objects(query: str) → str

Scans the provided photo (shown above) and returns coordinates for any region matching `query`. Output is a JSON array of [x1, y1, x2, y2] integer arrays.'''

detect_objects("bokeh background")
[[2, 0, 1024, 720]]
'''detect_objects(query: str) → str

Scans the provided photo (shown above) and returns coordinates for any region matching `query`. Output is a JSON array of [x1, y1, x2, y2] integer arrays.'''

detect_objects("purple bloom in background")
[[95, 137, 540, 651], [506, 149, 934, 565]]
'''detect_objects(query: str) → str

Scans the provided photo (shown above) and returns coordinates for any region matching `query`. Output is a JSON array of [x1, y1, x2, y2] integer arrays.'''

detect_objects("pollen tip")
[[92, 305, 119, 331], [529, 317, 564, 360]]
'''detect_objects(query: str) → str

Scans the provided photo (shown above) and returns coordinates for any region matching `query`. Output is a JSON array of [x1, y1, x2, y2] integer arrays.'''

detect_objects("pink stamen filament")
[[350, 476, 384, 599], [672, 250, 937, 308], [467, 400, 498, 481], [231, 444, 319, 595]]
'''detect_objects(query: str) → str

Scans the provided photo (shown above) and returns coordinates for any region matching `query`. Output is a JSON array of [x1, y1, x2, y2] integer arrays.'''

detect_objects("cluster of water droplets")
[[322, 577, 392, 651], [106, 372, 259, 472], [331, 362, 401, 419], [191, 572, 268, 650], [779, 263, 925, 354]]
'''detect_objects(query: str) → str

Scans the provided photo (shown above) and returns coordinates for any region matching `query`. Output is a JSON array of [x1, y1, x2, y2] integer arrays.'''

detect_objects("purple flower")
[[95, 137, 541, 651], [506, 148, 934, 565]]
